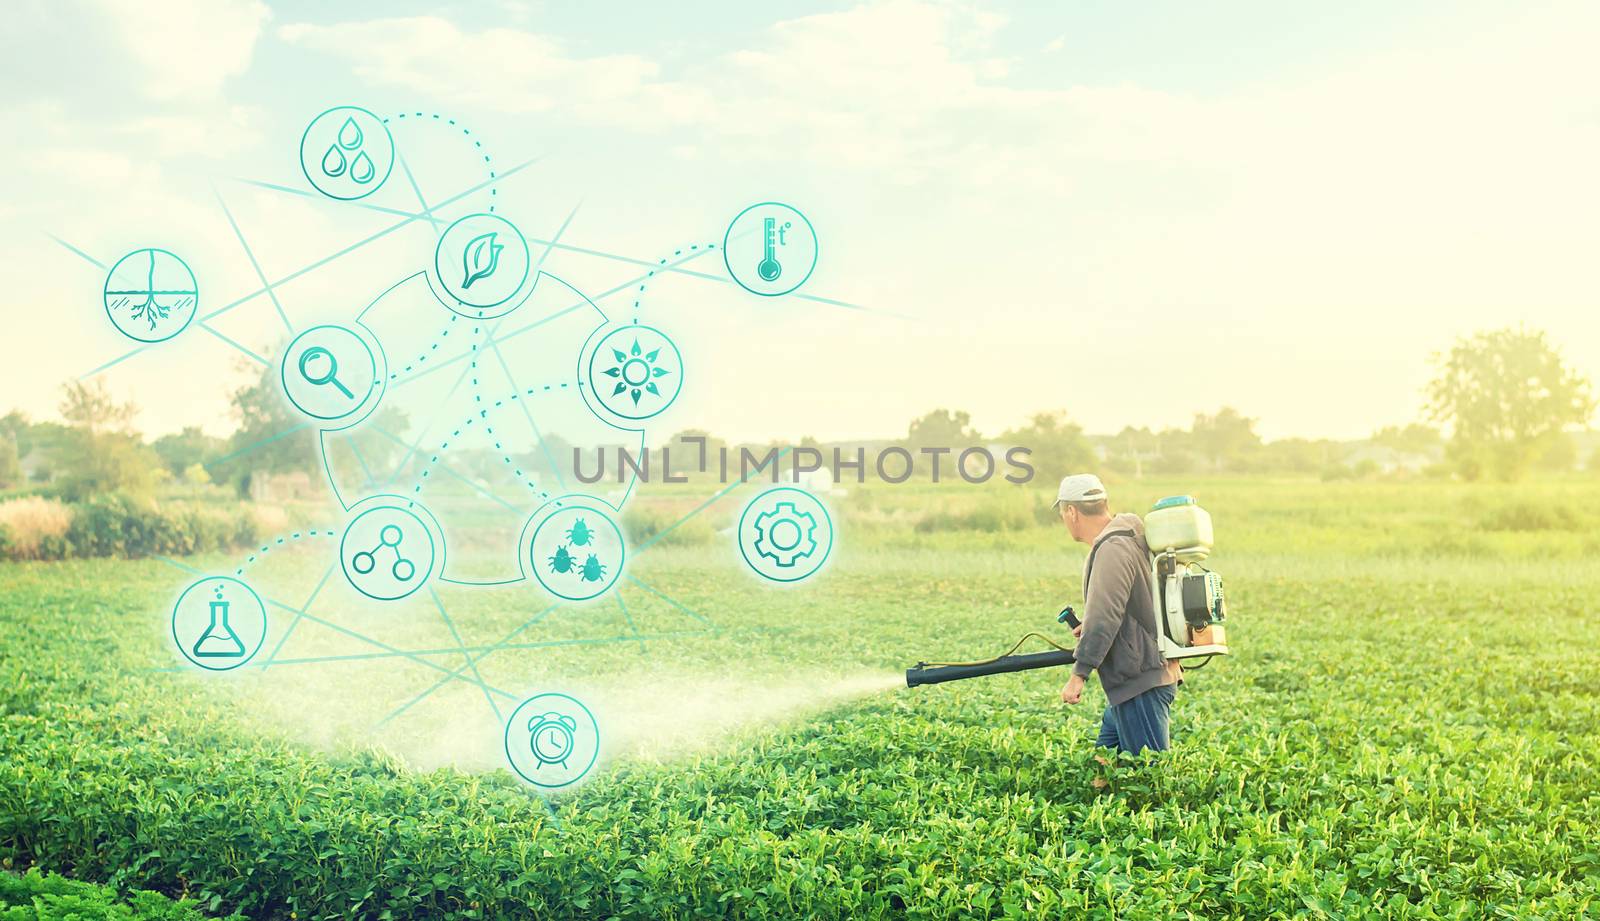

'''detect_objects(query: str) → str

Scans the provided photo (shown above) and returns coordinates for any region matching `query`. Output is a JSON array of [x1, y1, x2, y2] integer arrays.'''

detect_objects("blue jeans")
[[1095, 683, 1176, 755]]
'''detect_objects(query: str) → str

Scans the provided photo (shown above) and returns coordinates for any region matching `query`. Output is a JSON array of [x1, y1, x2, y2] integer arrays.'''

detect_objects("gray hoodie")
[[1072, 513, 1180, 706]]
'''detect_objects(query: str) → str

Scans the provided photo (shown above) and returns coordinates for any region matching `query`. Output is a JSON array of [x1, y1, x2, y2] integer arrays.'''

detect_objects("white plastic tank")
[[1144, 496, 1213, 562]]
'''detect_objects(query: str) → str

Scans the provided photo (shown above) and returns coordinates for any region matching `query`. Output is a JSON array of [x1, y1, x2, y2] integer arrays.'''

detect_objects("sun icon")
[[603, 338, 673, 407]]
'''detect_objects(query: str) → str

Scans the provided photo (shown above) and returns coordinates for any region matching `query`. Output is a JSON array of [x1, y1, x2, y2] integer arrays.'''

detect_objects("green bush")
[[66, 493, 161, 558], [0, 498, 73, 561], [622, 503, 716, 547], [915, 503, 1035, 533], [0, 494, 261, 561], [0, 868, 225, 920], [3, 480, 1599, 918], [1477, 498, 1584, 532]]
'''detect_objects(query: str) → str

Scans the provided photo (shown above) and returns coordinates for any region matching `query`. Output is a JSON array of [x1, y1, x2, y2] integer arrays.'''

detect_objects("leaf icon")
[[461, 232, 504, 289]]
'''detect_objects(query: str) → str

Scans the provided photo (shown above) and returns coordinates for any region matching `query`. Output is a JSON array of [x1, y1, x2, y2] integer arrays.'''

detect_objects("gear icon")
[[752, 501, 819, 567]]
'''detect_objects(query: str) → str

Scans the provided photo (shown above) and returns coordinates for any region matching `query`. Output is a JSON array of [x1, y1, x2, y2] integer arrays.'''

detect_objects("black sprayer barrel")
[[905, 649, 1076, 688]]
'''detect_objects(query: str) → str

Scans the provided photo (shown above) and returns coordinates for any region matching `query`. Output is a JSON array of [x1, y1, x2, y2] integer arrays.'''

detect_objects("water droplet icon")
[[321, 143, 347, 178], [338, 116, 363, 150], [350, 151, 375, 184]]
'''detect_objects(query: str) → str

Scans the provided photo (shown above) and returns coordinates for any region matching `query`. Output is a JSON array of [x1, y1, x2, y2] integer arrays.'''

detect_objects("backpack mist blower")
[[905, 496, 1230, 688]]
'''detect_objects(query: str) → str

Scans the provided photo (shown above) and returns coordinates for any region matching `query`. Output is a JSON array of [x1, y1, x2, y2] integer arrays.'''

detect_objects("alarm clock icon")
[[528, 711, 579, 769]]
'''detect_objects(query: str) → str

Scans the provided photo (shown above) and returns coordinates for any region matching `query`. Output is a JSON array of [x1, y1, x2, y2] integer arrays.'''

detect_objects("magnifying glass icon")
[[298, 346, 355, 399]]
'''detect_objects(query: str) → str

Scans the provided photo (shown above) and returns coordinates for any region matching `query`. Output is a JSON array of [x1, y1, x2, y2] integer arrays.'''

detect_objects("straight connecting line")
[[153, 555, 512, 705], [76, 145, 856, 743], [368, 449, 784, 726]]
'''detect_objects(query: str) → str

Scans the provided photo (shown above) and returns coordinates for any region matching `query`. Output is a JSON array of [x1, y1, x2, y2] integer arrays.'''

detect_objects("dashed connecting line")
[[385, 112, 497, 213], [478, 383, 583, 500], [388, 315, 459, 382], [632, 243, 718, 322], [459, 321, 559, 503], [409, 381, 582, 501], [235, 529, 340, 575], [410, 414, 482, 499], [73, 117, 858, 781]]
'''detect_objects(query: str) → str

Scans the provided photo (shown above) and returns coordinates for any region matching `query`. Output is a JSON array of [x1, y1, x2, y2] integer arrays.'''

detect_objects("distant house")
[[18, 448, 54, 484], [249, 471, 320, 503], [785, 465, 845, 496], [1574, 431, 1600, 471], [1341, 443, 1438, 474]]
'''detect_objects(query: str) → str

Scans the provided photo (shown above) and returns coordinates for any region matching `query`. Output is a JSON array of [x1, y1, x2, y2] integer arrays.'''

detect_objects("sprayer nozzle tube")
[[905, 648, 1077, 688]]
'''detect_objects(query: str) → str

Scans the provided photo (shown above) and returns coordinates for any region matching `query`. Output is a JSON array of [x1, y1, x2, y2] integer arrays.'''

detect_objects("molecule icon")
[[350, 524, 415, 582], [340, 502, 437, 601]]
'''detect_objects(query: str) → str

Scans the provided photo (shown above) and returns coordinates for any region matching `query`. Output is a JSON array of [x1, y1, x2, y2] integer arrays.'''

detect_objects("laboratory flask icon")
[[171, 576, 268, 671], [192, 589, 246, 658]]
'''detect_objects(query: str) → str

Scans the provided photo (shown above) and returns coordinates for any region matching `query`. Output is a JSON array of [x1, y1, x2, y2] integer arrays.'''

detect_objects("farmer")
[[1054, 474, 1182, 754]]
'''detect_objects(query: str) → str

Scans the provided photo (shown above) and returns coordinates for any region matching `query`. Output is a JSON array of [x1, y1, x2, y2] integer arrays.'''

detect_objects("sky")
[[0, 0, 1596, 443]]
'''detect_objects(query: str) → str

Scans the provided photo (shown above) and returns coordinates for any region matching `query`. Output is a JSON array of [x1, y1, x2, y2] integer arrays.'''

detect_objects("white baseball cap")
[[1053, 473, 1107, 508]]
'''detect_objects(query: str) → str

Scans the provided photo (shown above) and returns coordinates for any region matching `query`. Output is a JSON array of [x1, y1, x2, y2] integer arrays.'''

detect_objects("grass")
[[0, 868, 225, 920], [0, 477, 1597, 918]]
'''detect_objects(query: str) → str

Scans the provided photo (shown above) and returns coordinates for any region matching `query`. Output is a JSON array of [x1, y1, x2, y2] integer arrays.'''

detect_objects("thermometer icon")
[[756, 217, 788, 282]]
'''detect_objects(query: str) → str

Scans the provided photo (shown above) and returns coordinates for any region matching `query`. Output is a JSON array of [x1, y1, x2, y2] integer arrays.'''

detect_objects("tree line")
[[899, 328, 1592, 481], [0, 325, 1590, 496]]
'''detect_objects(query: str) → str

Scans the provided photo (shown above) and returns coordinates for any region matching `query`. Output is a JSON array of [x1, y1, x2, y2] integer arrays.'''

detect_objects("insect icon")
[[548, 544, 578, 575], [530, 506, 623, 601], [566, 517, 595, 547], [578, 554, 608, 583]]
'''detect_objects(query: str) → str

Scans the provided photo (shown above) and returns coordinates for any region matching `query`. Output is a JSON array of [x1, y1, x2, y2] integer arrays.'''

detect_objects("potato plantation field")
[[1, 477, 1598, 919]]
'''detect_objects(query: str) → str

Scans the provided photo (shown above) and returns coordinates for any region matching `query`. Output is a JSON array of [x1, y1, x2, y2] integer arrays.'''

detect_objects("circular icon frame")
[[170, 576, 268, 671], [737, 487, 834, 583], [281, 324, 381, 423], [102, 248, 198, 343], [528, 502, 625, 601], [504, 692, 600, 789], [585, 324, 684, 421], [299, 106, 395, 201], [340, 502, 438, 601], [433, 213, 531, 317], [723, 202, 818, 297]]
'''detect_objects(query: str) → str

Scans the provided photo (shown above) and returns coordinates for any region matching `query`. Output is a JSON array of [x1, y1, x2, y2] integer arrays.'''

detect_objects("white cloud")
[[281, 1, 1600, 187], [274, 2, 1077, 188], [277, 16, 709, 123], [7, 0, 1596, 441], [115, 105, 265, 158], [271, 0, 1600, 308], [96, 0, 270, 100]]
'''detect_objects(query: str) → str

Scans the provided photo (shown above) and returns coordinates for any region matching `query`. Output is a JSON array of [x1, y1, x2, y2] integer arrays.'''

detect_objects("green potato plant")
[[0, 479, 1596, 919]]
